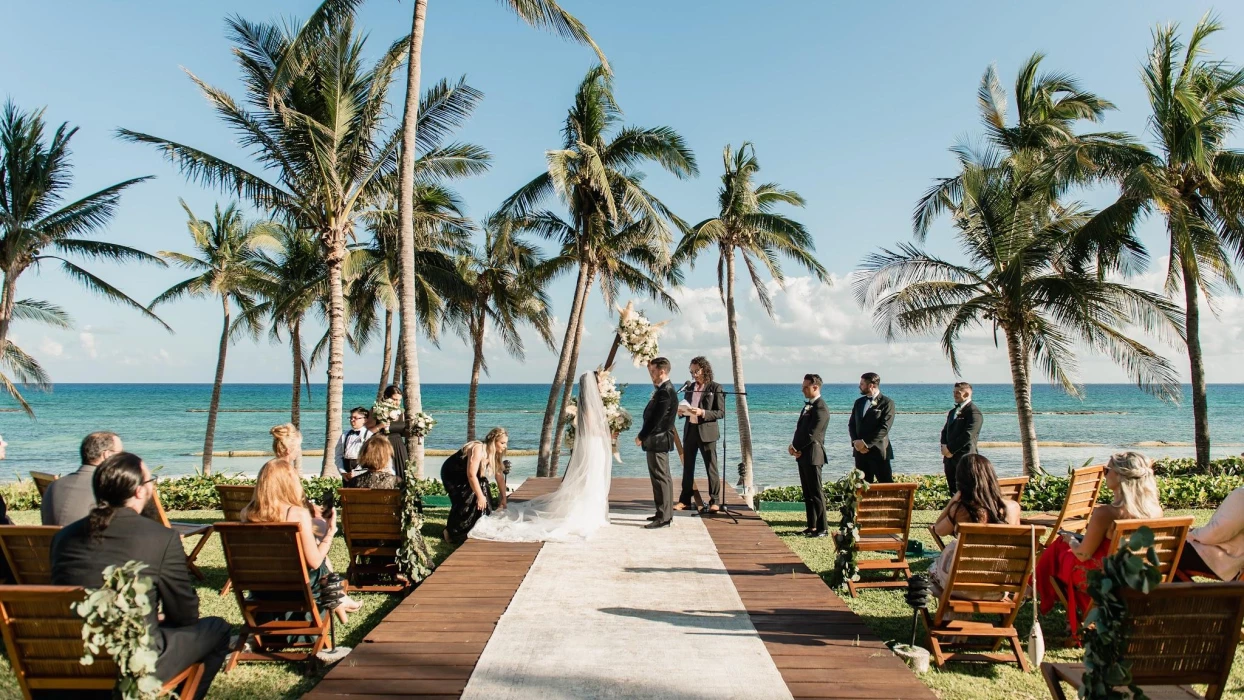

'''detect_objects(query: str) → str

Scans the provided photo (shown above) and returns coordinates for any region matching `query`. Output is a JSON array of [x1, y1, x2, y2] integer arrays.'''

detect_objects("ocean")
[[2, 383, 1242, 489]]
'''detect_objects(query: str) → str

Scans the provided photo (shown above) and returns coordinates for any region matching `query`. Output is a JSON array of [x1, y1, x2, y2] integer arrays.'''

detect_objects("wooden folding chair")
[[339, 488, 407, 592], [0, 585, 205, 700], [29, 471, 57, 497], [150, 487, 213, 581], [922, 523, 1037, 670], [0, 526, 60, 584], [929, 475, 1032, 550], [214, 484, 255, 596], [1021, 464, 1105, 547], [848, 482, 918, 597], [215, 522, 334, 670], [1042, 582, 1244, 700]]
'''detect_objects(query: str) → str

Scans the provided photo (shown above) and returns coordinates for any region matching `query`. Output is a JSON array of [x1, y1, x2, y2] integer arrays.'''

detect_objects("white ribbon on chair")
[[1028, 524, 1045, 668]]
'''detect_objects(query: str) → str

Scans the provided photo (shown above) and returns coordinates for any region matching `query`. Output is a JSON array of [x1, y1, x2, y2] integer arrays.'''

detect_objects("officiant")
[[676, 356, 726, 512]]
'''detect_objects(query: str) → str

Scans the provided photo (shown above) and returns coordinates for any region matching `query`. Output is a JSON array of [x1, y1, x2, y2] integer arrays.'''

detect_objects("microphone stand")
[[697, 388, 747, 525]]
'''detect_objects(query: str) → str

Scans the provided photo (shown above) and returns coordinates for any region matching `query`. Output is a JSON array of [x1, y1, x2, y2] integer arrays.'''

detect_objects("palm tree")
[[246, 225, 327, 429], [0, 299, 71, 415], [0, 101, 167, 378], [1122, 16, 1244, 469], [855, 148, 1183, 475], [451, 213, 555, 441], [501, 65, 696, 476], [151, 201, 275, 474], [286, 0, 605, 474], [120, 15, 477, 477], [672, 143, 827, 501]]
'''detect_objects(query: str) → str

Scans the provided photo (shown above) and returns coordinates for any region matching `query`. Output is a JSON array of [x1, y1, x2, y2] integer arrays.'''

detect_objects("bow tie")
[[348, 430, 360, 436], [804, 400, 814, 406]]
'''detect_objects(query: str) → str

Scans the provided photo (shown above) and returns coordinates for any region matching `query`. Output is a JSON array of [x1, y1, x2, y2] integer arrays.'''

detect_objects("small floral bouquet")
[[76, 560, 162, 700], [409, 411, 436, 438], [616, 300, 668, 367], [370, 397, 402, 424], [564, 368, 632, 462]]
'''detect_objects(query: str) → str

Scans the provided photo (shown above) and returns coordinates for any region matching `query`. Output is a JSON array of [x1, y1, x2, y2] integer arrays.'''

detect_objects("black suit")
[[48, 509, 230, 700], [792, 396, 830, 532], [639, 380, 678, 522], [847, 393, 896, 483], [940, 401, 983, 492], [680, 381, 726, 506]]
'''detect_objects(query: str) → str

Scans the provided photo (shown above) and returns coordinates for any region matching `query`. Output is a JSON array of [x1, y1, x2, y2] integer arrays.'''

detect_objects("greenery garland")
[[75, 560, 163, 700], [827, 469, 869, 589], [396, 470, 436, 584], [1079, 526, 1162, 700]]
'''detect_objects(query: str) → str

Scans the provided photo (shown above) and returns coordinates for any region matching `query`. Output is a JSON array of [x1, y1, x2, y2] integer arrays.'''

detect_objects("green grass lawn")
[[0, 507, 454, 700], [760, 507, 1244, 699]]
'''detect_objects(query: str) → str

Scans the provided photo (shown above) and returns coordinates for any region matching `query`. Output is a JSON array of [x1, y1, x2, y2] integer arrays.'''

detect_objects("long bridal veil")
[[468, 372, 613, 542]]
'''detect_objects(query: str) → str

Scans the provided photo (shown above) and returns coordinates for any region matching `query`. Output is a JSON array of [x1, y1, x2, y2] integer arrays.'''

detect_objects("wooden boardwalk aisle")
[[305, 478, 933, 699]]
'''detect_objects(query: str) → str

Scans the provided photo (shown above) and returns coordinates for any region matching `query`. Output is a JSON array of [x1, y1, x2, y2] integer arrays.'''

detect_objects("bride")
[[469, 372, 613, 542]]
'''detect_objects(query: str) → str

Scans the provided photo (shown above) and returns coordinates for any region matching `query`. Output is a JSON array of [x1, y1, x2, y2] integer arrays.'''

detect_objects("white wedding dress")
[[468, 373, 613, 543]]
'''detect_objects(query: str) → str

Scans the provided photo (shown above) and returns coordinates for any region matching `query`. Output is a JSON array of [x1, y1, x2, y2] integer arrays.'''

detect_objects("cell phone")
[[1057, 529, 1083, 542], [320, 490, 336, 514]]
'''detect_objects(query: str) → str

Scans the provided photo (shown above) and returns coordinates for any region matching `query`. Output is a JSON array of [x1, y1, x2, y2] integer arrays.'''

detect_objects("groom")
[[636, 356, 678, 529]]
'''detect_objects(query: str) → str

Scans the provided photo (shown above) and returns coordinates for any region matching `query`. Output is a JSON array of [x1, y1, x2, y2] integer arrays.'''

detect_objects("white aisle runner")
[[460, 512, 794, 700]]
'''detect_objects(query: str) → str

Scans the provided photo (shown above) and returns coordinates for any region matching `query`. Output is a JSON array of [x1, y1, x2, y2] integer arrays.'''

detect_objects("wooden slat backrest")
[[29, 472, 57, 498], [1058, 464, 1106, 526], [0, 526, 60, 585], [1118, 582, 1244, 691], [997, 476, 1029, 504], [339, 488, 403, 542], [216, 484, 255, 522], [149, 487, 173, 529], [215, 522, 312, 591], [855, 483, 917, 536], [936, 524, 1035, 622], [1108, 517, 1194, 583], [0, 585, 118, 694]]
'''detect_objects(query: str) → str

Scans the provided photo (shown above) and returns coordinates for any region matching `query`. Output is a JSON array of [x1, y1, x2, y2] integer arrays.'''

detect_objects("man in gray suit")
[[637, 357, 678, 529], [41, 432, 122, 526]]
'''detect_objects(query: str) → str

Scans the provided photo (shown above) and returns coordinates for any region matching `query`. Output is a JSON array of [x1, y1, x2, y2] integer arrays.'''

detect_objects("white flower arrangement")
[[76, 560, 163, 700], [564, 368, 632, 462], [370, 397, 402, 424], [615, 300, 668, 367], [409, 411, 436, 438]]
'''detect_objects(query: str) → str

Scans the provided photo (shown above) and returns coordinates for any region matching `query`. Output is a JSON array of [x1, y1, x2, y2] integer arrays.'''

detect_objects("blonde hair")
[[467, 427, 507, 478], [270, 423, 302, 460], [242, 458, 305, 523], [357, 435, 394, 473], [1108, 451, 1162, 519]]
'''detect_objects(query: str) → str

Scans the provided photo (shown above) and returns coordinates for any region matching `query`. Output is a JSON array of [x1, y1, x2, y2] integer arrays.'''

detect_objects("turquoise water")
[[2, 383, 1242, 488]]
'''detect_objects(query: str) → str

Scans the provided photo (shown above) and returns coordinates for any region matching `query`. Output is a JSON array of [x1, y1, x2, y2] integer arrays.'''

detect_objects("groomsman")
[[848, 372, 895, 483], [789, 374, 830, 537], [940, 382, 983, 492], [637, 357, 678, 529], [677, 356, 726, 512]]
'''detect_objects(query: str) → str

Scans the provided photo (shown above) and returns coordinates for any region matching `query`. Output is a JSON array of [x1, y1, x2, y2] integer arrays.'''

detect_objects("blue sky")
[[3, 1, 1243, 387]]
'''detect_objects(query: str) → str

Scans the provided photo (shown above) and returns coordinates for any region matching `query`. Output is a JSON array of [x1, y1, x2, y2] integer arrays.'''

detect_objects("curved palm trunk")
[[1181, 255, 1211, 469], [320, 248, 347, 478], [537, 263, 590, 476], [290, 319, 303, 430], [0, 272, 19, 363], [724, 250, 755, 505], [1004, 327, 1040, 475], [467, 311, 486, 442], [549, 280, 592, 475], [202, 295, 231, 476], [377, 309, 394, 401], [396, 0, 430, 479]]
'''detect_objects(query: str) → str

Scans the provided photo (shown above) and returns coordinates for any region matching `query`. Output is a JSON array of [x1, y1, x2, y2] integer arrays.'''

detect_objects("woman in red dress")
[[1035, 451, 1163, 641]]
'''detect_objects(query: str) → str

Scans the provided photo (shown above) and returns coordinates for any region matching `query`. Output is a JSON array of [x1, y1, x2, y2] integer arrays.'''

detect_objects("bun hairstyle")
[[270, 423, 302, 459], [88, 452, 147, 542], [1108, 451, 1163, 519]]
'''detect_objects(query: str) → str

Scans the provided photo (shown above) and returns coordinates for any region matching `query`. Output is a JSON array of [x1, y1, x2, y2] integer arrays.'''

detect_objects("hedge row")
[[757, 456, 1244, 511]]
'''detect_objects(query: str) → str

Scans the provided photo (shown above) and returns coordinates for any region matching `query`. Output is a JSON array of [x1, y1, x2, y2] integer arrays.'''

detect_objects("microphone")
[[677, 379, 694, 393]]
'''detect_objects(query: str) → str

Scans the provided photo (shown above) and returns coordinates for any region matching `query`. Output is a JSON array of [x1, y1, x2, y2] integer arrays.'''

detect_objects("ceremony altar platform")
[[305, 478, 934, 699]]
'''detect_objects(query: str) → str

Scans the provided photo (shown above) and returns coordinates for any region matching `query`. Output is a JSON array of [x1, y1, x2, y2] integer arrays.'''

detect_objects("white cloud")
[[38, 337, 63, 358], [79, 332, 97, 359]]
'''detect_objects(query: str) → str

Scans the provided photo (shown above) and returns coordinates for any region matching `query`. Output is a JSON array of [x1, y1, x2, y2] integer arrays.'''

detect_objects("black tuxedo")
[[49, 510, 230, 700], [940, 401, 983, 492], [792, 396, 830, 531], [639, 380, 678, 522], [847, 393, 896, 483], [680, 381, 726, 506]]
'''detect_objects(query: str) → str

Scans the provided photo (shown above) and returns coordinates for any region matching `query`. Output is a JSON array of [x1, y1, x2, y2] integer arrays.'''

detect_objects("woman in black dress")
[[442, 427, 509, 544]]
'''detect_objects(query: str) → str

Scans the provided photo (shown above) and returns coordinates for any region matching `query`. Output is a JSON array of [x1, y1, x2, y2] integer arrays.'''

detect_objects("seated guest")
[[270, 422, 303, 472], [442, 427, 509, 544], [334, 407, 373, 482], [1178, 486, 1244, 581], [347, 436, 401, 490], [48, 453, 230, 700], [1036, 451, 1162, 636], [42, 431, 122, 526], [242, 457, 361, 621], [929, 454, 1021, 595]]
